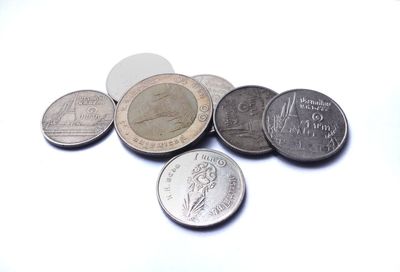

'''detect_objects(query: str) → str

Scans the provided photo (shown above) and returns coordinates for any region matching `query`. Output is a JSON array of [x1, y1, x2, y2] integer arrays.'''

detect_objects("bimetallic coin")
[[262, 89, 348, 162], [115, 74, 213, 156], [193, 74, 234, 133], [157, 149, 245, 228], [106, 53, 174, 102], [42, 90, 115, 147], [214, 86, 277, 155]]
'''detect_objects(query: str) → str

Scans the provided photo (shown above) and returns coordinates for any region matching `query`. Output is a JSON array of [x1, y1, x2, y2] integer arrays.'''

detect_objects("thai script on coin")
[[214, 85, 277, 155], [157, 149, 245, 228], [193, 74, 234, 133], [42, 90, 115, 147], [114, 74, 213, 156], [262, 89, 348, 161], [106, 53, 174, 101]]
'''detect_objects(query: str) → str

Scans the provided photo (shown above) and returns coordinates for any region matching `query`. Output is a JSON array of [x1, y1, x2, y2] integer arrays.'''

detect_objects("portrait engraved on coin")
[[157, 149, 245, 228], [42, 90, 115, 147], [214, 86, 277, 155], [263, 89, 348, 161]]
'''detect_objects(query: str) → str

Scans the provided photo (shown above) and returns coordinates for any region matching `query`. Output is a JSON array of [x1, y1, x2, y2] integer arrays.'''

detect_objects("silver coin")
[[192, 74, 234, 133], [262, 89, 348, 162], [114, 74, 213, 156], [157, 149, 245, 228], [106, 53, 174, 102], [214, 85, 277, 155], [42, 90, 115, 147]]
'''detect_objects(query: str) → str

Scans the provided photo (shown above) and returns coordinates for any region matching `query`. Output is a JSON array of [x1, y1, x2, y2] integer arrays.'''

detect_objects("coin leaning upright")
[[262, 89, 348, 162], [41, 90, 115, 147], [114, 74, 213, 156], [214, 85, 277, 155], [157, 149, 246, 228], [106, 53, 174, 102], [192, 74, 234, 133]]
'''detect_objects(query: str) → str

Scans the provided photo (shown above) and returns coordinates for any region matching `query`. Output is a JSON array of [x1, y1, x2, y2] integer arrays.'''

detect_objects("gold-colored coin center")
[[128, 83, 198, 141]]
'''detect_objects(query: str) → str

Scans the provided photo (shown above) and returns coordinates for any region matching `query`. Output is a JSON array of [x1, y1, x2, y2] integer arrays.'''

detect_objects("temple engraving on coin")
[[214, 86, 277, 155], [115, 74, 213, 156], [42, 90, 115, 147], [128, 83, 197, 141], [263, 89, 348, 161]]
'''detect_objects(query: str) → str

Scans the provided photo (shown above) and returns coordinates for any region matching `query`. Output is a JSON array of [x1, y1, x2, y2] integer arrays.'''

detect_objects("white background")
[[1, 1, 399, 272]]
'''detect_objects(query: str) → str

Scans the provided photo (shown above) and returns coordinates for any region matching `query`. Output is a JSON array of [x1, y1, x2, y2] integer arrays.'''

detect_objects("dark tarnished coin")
[[193, 74, 234, 133], [214, 86, 277, 155], [262, 89, 348, 162], [106, 53, 174, 102], [115, 74, 213, 156], [157, 149, 245, 228], [42, 90, 115, 147]]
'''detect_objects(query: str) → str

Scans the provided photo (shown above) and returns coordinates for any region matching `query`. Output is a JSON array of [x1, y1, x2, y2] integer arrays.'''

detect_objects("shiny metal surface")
[[262, 89, 348, 161], [214, 85, 277, 155], [193, 74, 234, 133], [41, 90, 115, 147], [157, 149, 245, 228], [115, 74, 213, 156]]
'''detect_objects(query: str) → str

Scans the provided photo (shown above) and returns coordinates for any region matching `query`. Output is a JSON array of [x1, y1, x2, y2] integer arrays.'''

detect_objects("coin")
[[157, 149, 245, 228], [192, 74, 234, 133], [106, 53, 174, 102], [262, 89, 348, 162], [213, 85, 277, 155], [114, 74, 213, 156], [42, 90, 115, 147]]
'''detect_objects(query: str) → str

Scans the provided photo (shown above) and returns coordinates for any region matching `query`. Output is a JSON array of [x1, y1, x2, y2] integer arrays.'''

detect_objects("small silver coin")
[[157, 149, 245, 228], [42, 90, 115, 147], [106, 53, 174, 102], [214, 85, 277, 155], [262, 89, 348, 162], [192, 74, 234, 133], [114, 74, 213, 156]]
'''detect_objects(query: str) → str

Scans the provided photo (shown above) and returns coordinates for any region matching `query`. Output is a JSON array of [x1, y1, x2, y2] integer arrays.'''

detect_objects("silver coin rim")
[[114, 73, 213, 156], [262, 88, 349, 162], [106, 53, 174, 102], [192, 74, 235, 134], [41, 90, 115, 148], [192, 74, 235, 89], [156, 148, 246, 228], [213, 85, 277, 155]]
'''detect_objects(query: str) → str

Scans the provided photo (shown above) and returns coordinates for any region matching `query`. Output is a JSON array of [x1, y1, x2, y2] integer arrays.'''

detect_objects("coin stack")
[[41, 53, 348, 228]]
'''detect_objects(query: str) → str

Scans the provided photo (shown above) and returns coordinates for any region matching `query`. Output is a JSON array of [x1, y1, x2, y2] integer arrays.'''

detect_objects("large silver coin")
[[106, 53, 174, 102], [42, 90, 115, 147], [157, 149, 245, 228], [214, 85, 277, 155], [192, 74, 234, 133], [115, 74, 213, 156], [262, 89, 348, 162]]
